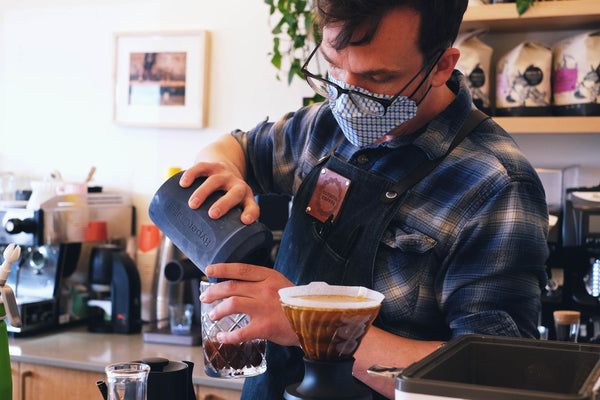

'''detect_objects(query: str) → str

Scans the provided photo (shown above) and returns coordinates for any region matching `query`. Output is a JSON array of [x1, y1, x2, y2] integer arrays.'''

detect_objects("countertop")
[[8, 325, 245, 391]]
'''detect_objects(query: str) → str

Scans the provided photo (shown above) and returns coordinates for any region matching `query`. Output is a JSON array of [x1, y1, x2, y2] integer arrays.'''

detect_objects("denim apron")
[[241, 110, 488, 400]]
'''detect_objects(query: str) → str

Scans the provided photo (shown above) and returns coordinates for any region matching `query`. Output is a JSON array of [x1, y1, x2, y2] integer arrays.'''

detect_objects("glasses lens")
[[348, 92, 387, 117], [306, 75, 331, 98]]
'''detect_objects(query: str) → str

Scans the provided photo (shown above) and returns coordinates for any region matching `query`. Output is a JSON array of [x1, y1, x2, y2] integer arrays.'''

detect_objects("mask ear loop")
[[415, 84, 433, 107], [407, 48, 447, 103]]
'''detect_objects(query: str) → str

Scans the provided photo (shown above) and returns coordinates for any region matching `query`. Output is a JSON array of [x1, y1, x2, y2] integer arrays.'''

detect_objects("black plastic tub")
[[396, 335, 600, 400]]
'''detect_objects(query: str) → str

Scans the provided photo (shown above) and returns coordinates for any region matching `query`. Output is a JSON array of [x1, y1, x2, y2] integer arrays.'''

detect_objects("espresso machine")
[[541, 183, 600, 341], [0, 190, 134, 335], [561, 185, 600, 340]]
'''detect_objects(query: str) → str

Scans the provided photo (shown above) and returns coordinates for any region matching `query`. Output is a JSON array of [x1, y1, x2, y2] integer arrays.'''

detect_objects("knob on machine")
[[5, 218, 36, 235]]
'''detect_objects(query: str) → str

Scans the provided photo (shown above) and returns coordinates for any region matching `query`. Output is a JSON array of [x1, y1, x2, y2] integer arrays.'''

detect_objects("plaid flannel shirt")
[[232, 70, 549, 340]]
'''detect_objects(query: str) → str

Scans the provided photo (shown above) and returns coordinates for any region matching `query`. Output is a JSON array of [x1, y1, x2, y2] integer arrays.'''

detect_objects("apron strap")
[[380, 109, 489, 203]]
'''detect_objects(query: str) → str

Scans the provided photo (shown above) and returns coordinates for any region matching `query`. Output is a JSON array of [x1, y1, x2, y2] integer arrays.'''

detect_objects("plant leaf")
[[516, 0, 535, 16], [266, 0, 317, 86], [271, 53, 282, 70]]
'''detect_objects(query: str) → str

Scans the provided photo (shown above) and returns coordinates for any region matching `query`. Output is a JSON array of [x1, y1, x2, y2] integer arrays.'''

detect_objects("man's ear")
[[430, 48, 460, 87]]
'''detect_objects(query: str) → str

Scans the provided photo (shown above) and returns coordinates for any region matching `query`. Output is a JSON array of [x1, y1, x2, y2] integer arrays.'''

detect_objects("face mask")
[[327, 76, 420, 147]]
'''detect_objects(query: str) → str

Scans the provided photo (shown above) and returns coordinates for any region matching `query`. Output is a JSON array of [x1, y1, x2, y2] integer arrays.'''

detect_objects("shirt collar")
[[409, 70, 474, 160]]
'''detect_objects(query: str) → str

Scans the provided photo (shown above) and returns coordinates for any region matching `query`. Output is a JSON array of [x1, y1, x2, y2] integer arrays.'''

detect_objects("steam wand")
[[0, 244, 22, 328]]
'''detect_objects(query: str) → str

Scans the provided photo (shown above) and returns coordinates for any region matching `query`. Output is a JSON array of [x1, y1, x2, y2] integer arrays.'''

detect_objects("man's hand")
[[180, 161, 259, 224], [180, 133, 258, 224], [199, 263, 300, 347]]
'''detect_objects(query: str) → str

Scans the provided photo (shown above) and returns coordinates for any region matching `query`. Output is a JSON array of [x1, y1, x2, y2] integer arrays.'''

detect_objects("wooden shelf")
[[493, 116, 600, 134], [462, 1, 600, 135], [462, 0, 600, 32]]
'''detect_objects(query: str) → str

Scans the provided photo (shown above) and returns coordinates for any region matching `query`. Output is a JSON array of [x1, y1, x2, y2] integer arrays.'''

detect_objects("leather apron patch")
[[305, 167, 351, 224]]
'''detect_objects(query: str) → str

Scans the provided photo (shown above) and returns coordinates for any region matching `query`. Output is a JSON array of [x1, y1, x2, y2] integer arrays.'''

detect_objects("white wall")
[[0, 0, 312, 227], [0, 0, 598, 232]]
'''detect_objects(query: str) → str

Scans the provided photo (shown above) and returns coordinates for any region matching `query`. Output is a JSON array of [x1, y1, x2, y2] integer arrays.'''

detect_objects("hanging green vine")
[[264, 0, 319, 85]]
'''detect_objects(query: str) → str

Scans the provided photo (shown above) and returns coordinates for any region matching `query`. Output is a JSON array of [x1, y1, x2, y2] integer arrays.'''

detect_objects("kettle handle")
[[182, 361, 196, 400]]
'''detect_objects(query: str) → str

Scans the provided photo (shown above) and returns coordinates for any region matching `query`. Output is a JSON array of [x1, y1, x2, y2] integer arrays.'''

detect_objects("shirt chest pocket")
[[382, 226, 437, 253], [376, 225, 439, 324]]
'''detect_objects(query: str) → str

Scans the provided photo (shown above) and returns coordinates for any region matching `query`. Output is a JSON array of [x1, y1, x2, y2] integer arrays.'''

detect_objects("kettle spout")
[[96, 380, 108, 400]]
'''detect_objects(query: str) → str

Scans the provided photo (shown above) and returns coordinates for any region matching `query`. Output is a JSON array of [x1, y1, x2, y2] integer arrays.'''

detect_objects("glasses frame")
[[300, 42, 444, 116]]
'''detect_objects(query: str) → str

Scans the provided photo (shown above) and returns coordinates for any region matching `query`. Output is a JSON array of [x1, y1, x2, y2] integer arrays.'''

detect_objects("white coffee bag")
[[496, 41, 553, 116], [552, 31, 600, 116], [455, 30, 493, 114]]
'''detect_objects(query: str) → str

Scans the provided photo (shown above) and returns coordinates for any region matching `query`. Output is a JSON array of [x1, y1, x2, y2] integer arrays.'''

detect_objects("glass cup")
[[105, 362, 150, 400], [553, 310, 580, 342], [200, 281, 266, 378], [169, 303, 194, 335]]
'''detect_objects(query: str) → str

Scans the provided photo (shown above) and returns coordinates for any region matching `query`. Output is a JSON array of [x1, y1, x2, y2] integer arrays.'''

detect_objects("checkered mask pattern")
[[328, 75, 418, 147]]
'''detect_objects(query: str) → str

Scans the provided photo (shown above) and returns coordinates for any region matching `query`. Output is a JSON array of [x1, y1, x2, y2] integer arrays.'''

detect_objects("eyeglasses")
[[300, 42, 443, 117]]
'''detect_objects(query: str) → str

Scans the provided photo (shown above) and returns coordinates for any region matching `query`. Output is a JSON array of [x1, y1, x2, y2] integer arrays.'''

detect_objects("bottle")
[[0, 244, 21, 399], [137, 224, 161, 323], [0, 302, 12, 399]]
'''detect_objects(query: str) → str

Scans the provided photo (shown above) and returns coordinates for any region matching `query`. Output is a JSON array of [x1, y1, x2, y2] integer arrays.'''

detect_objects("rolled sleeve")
[[230, 103, 340, 196]]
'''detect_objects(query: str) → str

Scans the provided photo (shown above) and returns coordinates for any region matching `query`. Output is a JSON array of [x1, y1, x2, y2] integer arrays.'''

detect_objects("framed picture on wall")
[[113, 30, 209, 128]]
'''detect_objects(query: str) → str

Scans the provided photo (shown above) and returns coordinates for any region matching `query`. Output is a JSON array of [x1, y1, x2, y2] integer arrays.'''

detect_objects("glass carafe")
[[105, 362, 150, 400]]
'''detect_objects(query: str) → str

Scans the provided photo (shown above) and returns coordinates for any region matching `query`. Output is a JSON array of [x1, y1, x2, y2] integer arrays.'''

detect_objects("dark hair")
[[315, 0, 468, 61]]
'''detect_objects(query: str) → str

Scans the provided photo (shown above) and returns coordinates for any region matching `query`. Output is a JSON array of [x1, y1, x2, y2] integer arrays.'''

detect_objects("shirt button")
[[357, 154, 369, 164], [385, 191, 398, 200]]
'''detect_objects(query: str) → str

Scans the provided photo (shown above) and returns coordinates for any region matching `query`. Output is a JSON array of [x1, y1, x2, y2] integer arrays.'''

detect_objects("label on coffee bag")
[[496, 41, 552, 116], [455, 29, 493, 114], [552, 31, 600, 116]]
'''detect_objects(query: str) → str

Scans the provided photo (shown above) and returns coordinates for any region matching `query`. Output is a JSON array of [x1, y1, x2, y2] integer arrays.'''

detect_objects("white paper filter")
[[279, 281, 384, 309]]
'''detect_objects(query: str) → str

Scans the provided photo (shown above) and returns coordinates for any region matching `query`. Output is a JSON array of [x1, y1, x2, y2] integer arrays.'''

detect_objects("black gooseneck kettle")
[[142, 357, 195, 400], [96, 357, 195, 400]]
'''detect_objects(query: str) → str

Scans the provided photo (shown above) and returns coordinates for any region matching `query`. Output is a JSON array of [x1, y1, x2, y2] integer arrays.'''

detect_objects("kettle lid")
[[141, 357, 196, 400], [141, 357, 188, 373]]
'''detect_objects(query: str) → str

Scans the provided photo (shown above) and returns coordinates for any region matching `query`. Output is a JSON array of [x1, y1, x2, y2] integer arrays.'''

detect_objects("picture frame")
[[113, 30, 209, 128]]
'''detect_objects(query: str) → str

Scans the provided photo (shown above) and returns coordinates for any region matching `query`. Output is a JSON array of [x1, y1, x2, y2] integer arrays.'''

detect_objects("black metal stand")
[[284, 357, 372, 400]]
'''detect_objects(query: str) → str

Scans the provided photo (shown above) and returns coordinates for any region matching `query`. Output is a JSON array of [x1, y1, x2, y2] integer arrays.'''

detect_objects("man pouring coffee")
[[182, 1, 549, 398]]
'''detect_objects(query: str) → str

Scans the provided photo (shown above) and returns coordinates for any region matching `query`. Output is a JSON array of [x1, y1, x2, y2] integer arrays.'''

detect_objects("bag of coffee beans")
[[552, 31, 600, 116], [496, 41, 553, 116], [455, 30, 493, 114]]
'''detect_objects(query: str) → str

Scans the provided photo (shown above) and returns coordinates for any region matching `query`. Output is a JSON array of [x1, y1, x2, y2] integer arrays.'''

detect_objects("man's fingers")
[[205, 264, 270, 283], [179, 162, 214, 187]]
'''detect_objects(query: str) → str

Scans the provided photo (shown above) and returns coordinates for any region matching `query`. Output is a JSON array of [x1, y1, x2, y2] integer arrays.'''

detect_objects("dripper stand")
[[284, 357, 371, 400]]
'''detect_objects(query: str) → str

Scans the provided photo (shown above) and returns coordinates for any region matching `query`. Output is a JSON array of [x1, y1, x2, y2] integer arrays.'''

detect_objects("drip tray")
[[143, 326, 202, 346], [396, 335, 600, 400]]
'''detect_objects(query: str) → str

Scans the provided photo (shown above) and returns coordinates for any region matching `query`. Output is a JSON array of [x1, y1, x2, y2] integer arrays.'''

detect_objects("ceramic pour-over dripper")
[[279, 282, 384, 400], [279, 282, 384, 361]]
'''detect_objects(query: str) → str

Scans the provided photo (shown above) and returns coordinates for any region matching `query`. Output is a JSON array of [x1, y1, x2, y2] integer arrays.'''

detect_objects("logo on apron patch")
[[305, 167, 351, 224]]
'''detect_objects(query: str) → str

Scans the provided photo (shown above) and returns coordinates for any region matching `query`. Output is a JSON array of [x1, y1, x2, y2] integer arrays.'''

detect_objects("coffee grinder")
[[278, 282, 384, 400], [87, 244, 142, 334]]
